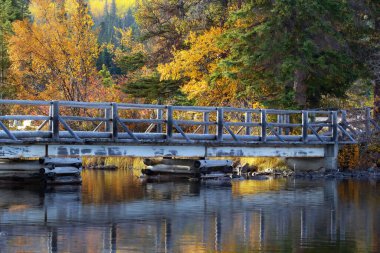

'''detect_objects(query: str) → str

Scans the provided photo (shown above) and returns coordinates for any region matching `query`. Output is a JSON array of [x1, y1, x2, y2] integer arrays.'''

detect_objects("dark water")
[[0, 170, 379, 253]]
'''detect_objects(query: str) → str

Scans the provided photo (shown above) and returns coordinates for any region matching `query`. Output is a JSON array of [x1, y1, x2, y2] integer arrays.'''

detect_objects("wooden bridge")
[[0, 99, 378, 170]]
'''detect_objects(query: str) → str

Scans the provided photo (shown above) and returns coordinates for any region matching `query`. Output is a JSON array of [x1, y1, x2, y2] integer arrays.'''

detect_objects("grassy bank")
[[237, 157, 288, 171], [82, 156, 287, 171]]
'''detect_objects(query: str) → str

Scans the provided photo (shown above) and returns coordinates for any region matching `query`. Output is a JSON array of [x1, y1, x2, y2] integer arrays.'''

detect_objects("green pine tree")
[[215, 0, 364, 108]]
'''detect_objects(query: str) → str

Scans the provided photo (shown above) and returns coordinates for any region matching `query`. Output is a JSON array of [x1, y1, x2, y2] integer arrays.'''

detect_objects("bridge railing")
[[0, 99, 372, 145], [338, 107, 380, 143]]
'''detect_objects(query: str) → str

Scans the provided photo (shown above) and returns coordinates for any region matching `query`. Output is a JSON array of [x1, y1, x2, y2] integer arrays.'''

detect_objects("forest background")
[[0, 0, 379, 112]]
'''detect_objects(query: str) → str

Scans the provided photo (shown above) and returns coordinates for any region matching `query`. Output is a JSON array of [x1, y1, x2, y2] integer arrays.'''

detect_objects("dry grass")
[[82, 157, 144, 170], [237, 157, 287, 171]]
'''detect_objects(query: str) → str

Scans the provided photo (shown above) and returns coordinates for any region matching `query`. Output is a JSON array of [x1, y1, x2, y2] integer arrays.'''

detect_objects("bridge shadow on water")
[[0, 170, 379, 253]]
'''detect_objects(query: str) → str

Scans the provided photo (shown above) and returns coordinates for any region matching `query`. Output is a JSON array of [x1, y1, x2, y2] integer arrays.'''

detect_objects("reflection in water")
[[0, 171, 379, 252]]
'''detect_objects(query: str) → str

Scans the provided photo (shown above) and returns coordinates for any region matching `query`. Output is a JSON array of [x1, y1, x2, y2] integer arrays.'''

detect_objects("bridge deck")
[[0, 99, 378, 158]]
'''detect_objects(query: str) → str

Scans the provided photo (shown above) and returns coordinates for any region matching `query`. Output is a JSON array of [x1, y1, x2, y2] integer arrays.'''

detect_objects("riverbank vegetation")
[[0, 0, 379, 169]]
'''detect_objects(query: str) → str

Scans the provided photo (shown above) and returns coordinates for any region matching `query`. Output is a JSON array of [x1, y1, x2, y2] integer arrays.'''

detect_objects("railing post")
[[203, 111, 209, 134], [332, 111, 338, 142], [245, 111, 252, 135], [157, 108, 163, 133], [261, 110, 266, 142], [51, 101, 59, 141], [341, 110, 347, 130], [284, 114, 290, 135], [302, 111, 308, 143], [166, 106, 173, 140], [365, 107, 371, 139], [217, 108, 224, 141], [105, 107, 112, 132], [111, 103, 118, 141], [277, 114, 283, 135]]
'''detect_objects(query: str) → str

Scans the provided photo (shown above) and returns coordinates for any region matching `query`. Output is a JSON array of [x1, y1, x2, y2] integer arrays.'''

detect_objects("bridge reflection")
[[0, 171, 379, 252]]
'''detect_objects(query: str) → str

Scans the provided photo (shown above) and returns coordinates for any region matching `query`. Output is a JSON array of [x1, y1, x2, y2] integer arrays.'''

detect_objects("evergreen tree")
[[215, 0, 363, 108], [0, 0, 14, 85]]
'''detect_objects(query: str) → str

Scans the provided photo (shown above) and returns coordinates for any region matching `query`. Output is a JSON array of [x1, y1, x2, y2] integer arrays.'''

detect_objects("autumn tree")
[[158, 27, 244, 106], [8, 0, 100, 101]]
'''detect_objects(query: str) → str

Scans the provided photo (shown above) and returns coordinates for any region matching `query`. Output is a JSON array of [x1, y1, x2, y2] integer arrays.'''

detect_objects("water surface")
[[0, 170, 379, 253]]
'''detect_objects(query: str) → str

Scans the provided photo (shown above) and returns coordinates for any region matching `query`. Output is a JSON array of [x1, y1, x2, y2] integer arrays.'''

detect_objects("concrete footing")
[[286, 144, 339, 172], [0, 158, 82, 185]]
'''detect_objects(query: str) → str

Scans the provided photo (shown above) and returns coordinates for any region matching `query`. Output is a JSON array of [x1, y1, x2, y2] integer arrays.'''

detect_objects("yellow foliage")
[[338, 144, 360, 170], [239, 157, 287, 171], [157, 27, 243, 106], [8, 0, 108, 102]]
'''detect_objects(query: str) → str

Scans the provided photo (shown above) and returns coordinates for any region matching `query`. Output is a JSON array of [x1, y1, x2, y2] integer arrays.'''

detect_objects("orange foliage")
[[8, 0, 122, 102]]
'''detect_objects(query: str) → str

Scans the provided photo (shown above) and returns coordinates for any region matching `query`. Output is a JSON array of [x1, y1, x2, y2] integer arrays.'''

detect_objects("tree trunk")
[[293, 69, 308, 108]]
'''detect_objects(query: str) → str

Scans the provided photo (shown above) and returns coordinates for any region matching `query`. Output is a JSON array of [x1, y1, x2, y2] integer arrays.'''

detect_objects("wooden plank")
[[309, 126, 325, 142], [224, 125, 239, 142], [337, 124, 356, 142], [105, 108, 112, 132], [112, 103, 118, 140], [93, 122, 103, 132], [203, 112, 209, 134], [157, 108, 163, 133], [59, 101, 111, 108], [116, 118, 139, 142], [60, 116, 105, 122], [268, 126, 285, 142], [302, 111, 308, 143], [217, 108, 224, 141], [172, 105, 216, 112], [225, 122, 261, 127], [0, 115, 50, 121], [261, 110, 267, 142], [118, 103, 165, 109], [0, 121, 18, 141], [245, 111, 252, 135], [173, 122, 191, 142], [37, 120, 49, 131], [332, 111, 338, 142], [267, 123, 301, 128], [58, 117, 82, 142], [144, 123, 155, 133], [52, 101, 59, 140], [174, 120, 215, 126], [166, 106, 173, 140]]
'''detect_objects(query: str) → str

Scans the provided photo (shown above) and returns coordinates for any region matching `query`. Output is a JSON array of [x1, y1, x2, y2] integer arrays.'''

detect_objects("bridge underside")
[[0, 144, 326, 158]]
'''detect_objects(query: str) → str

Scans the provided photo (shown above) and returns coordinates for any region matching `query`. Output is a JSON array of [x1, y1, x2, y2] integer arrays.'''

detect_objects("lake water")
[[0, 169, 379, 253]]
